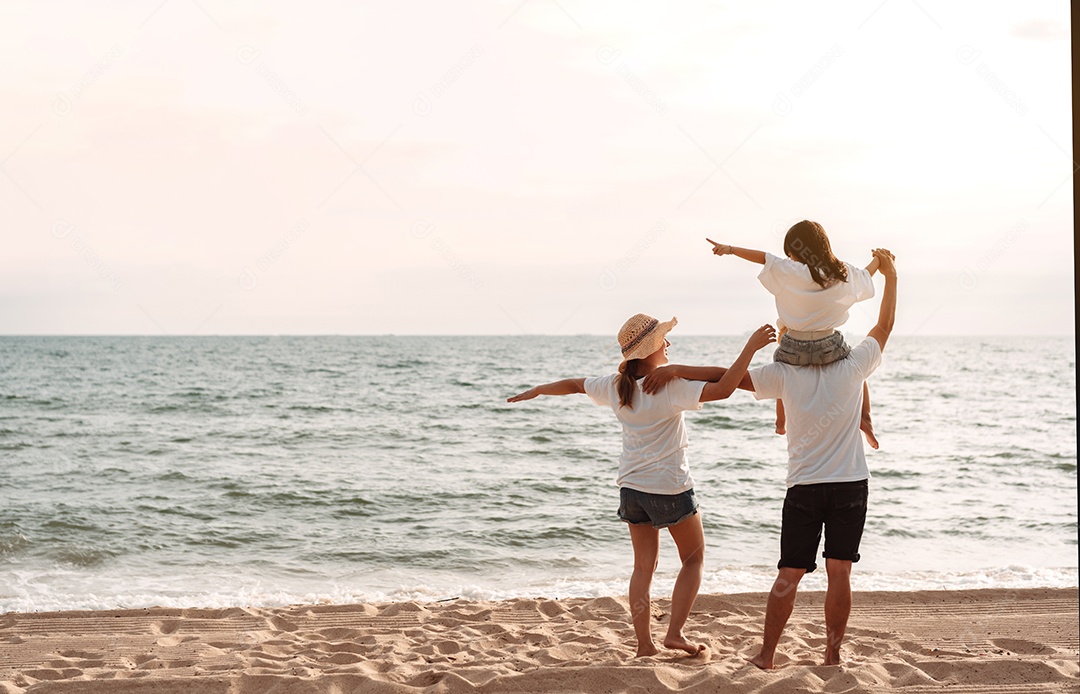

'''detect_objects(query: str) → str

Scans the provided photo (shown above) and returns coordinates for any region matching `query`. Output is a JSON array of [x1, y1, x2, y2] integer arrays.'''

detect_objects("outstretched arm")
[[707, 238, 767, 265], [642, 365, 755, 394], [865, 254, 881, 277], [700, 324, 776, 402], [507, 378, 586, 402], [867, 248, 897, 351]]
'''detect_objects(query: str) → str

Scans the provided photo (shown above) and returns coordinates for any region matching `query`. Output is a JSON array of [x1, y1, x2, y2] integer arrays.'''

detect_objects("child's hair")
[[783, 220, 849, 289], [617, 359, 646, 409]]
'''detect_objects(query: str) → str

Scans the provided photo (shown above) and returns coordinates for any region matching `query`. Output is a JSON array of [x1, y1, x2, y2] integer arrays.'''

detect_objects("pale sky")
[[1, 1, 1073, 335]]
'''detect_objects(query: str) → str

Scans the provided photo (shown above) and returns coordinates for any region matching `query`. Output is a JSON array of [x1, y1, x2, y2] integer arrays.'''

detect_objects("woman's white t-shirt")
[[583, 375, 705, 495], [758, 252, 875, 332]]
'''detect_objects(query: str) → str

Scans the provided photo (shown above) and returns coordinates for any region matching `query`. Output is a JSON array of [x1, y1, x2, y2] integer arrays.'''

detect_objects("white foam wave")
[[2, 565, 1076, 614]]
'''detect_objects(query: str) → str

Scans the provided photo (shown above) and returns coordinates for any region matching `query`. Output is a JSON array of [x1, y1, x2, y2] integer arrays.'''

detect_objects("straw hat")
[[618, 313, 677, 362]]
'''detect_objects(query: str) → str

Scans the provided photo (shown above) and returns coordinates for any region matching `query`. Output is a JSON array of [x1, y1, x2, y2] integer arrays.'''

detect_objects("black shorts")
[[779, 479, 868, 573]]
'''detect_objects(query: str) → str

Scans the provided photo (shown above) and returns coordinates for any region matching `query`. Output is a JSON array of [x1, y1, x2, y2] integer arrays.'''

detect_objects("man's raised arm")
[[867, 248, 897, 352]]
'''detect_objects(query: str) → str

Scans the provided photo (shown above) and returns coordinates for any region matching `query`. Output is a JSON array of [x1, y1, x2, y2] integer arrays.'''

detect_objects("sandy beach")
[[1, 587, 1076, 693]]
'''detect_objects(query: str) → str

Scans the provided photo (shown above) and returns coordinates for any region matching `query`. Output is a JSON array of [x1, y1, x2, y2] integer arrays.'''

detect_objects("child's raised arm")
[[706, 238, 766, 265], [507, 378, 586, 402]]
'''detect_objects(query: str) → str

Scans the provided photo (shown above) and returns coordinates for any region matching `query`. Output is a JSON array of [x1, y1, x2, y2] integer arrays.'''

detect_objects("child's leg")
[[859, 381, 878, 450], [775, 399, 786, 435]]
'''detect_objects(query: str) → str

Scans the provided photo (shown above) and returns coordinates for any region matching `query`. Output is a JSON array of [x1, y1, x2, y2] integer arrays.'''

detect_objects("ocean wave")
[[1, 565, 1075, 614], [377, 359, 430, 369], [691, 414, 761, 431], [0, 532, 30, 556], [50, 546, 118, 568]]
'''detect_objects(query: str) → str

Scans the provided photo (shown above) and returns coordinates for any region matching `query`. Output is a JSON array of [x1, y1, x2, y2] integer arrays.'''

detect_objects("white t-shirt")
[[584, 374, 705, 495], [749, 337, 882, 487], [758, 252, 875, 332]]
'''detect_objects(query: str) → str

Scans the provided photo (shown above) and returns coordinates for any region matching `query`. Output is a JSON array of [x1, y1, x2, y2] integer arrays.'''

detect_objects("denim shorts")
[[774, 331, 851, 366], [779, 479, 868, 573], [618, 487, 699, 528]]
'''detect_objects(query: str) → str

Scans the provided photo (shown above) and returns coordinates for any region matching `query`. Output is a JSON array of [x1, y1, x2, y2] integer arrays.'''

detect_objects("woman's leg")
[[664, 513, 707, 655], [627, 522, 660, 657], [859, 381, 878, 449]]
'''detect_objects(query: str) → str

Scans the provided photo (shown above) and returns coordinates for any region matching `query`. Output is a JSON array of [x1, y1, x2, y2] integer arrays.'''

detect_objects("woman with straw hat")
[[508, 314, 775, 657]]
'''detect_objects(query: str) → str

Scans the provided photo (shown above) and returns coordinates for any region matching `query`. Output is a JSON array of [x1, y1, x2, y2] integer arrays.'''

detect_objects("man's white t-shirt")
[[584, 375, 705, 495], [758, 252, 875, 332], [749, 337, 882, 487]]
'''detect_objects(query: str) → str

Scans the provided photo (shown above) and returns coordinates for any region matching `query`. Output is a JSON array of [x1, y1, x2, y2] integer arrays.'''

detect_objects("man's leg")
[[821, 480, 866, 666], [749, 567, 806, 669], [823, 558, 853, 665]]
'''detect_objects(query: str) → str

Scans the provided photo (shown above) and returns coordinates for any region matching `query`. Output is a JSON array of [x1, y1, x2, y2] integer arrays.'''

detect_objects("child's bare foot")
[[635, 642, 660, 658], [748, 652, 774, 669], [663, 634, 706, 656], [775, 421, 786, 435], [860, 418, 878, 450]]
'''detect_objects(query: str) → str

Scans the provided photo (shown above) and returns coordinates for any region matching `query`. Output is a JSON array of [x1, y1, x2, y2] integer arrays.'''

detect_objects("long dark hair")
[[783, 220, 848, 289], [617, 359, 646, 409]]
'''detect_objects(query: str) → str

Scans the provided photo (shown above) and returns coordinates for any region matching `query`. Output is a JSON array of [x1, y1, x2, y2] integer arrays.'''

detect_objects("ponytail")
[[617, 359, 645, 409]]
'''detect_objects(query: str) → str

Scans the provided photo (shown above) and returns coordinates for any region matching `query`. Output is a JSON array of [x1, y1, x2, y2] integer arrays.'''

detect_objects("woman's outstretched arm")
[[642, 365, 756, 395], [700, 324, 776, 402], [706, 238, 767, 264], [642, 365, 725, 392], [507, 378, 586, 402], [641, 324, 775, 397]]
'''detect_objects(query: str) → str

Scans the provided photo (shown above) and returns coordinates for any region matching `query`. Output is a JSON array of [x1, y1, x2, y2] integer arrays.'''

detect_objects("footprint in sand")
[[151, 620, 180, 635]]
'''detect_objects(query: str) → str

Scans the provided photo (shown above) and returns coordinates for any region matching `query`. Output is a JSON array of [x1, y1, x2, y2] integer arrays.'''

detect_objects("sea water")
[[0, 335, 1075, 612]]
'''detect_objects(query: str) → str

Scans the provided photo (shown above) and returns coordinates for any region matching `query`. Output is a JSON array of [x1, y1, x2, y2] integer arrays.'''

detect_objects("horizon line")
[[0, 333, 1074, 338]]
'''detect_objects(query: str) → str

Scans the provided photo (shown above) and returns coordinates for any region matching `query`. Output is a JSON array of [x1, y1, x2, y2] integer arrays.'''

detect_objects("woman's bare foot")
[[635, 642, 660, 658], [748, 652, 774, 669], [860, 418, 878, 450], [663, 634, 706, 656]]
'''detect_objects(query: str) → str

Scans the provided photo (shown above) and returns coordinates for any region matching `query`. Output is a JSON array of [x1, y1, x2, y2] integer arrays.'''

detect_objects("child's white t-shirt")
[[583, 374, 705, 495], [758, 252, 875, 332]]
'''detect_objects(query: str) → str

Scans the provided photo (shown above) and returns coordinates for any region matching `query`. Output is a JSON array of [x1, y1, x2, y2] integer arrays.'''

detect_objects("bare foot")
[[747, 652, 774, 670], [775, 422, 786, 435], [823, 649, 842, 666], [635, 642, 660, 658], [860, 418, 879, 450], [663, 634, 706, 656]]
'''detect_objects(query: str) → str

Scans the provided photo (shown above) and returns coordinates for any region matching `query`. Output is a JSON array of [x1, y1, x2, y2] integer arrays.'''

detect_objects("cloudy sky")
[[2, 1, 1072, 335]]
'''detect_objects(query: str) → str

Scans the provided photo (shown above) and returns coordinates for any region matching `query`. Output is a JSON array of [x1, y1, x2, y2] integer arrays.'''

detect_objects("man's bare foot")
[[748, 652, 774, 670], [775, 422, 786, 435], [663, 634, 706, 656], [823, 649, 842, 666], [635, 642, 660, 658], [860, 418, 878, 449]]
